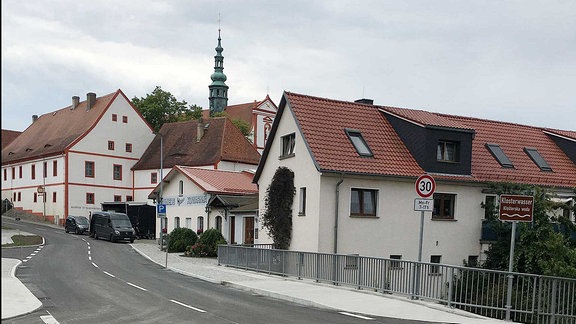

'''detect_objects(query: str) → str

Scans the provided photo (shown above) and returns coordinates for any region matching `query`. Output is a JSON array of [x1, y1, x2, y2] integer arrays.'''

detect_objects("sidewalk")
[[2, 229, 505, 323]]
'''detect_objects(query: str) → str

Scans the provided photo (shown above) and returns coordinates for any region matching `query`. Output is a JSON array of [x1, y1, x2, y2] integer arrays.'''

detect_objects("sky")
[[2, 0, 575, 132]]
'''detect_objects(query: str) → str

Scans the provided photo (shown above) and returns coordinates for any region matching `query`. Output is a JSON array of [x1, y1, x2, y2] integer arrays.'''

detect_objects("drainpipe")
[[334, 174, 344, 254]]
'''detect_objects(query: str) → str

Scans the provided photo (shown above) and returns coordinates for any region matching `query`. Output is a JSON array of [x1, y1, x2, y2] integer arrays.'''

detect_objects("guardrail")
[[218, 245, 575, 324]]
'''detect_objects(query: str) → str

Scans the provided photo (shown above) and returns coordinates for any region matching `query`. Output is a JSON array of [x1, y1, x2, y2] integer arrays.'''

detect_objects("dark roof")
[[1, 90, 143, 164], [208, 194, 258, 212], [1, 129, 22, 150], [255, 91, 576, 189], [133, 117, 261, 170]]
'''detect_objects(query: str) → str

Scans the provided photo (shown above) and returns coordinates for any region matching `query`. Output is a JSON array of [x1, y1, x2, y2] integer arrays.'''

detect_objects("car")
[[89, 211, 136, 243], [65, 215, 90, 235]]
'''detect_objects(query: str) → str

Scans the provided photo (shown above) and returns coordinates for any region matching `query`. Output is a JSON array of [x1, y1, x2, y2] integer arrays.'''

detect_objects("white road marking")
[[339, 312, 374, 320], [103, 271, 116, 278], [40, 313, 60, 323], [170, 299, 206, 313], [127, 282, 147, 291], [92, 262, 99, 268]]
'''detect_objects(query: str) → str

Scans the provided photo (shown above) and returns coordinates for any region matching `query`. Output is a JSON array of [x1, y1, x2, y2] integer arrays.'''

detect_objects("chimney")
[[71, 96, 80, 110], [86, 92, 96, 111], [32, 115, 38, 123], [354, 98, 374, 105], [197, 118, 204, 142]]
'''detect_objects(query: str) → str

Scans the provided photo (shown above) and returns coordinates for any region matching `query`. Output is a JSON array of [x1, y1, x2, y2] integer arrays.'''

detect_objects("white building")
[[1, 90, 155, 224], [253, 91, 576, 266]]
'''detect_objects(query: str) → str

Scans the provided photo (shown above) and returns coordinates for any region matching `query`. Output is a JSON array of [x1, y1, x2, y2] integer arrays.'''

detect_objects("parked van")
[[89, 211, 136, 243], [65, 215, 90, 235]]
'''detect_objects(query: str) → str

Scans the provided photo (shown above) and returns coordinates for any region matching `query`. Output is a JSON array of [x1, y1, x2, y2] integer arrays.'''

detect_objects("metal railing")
[[218, 245, 576, 324]]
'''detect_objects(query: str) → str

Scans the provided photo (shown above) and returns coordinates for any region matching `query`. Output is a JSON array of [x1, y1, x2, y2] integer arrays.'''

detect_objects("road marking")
[[339, 312, 374, 320], [170, 299, 206, 313], [103, 271, 116, 278], [127, 282, 147, 291], [40, 312, 60, 323], [91, 262, 99, 268]]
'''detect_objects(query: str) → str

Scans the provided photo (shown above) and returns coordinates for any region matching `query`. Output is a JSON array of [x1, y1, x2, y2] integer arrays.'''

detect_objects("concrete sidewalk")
[[2, 229, 505, 323]]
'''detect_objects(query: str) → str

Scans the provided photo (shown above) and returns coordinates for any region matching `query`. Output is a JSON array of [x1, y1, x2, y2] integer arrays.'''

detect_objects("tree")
[[261, 167, 295, 250], [132, 86, 202, 132], [483, 183, 576, 278]]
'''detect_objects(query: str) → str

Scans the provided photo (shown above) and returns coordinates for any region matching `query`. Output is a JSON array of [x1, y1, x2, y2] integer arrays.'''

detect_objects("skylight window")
[[345, 129, 373, 157], [485, 143, 514, 168], [524, 148, 552, 171]]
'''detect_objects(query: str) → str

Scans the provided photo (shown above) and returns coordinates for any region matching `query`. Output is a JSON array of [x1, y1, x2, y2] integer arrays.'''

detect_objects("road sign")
[[415, 174, 436, 198], [414, 198, 434, 211], [499, 194, 534, 222], [157, 204, 167, 218]]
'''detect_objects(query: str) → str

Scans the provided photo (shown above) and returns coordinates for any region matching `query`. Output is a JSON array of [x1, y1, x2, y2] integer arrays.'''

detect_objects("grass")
[[3, 235, 44, 247]]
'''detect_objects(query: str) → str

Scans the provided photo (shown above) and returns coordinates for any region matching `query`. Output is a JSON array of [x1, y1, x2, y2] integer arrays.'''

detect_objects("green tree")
[[261, 167, 295, 250], [483, 183, 576, 278], [132, 86, 202, 132]]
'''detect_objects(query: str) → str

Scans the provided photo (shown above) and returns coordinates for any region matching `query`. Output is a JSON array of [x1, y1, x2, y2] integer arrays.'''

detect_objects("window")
[[486, 143, 513, 168], [345, 129, 373, 157], [52, 192, 57, 203], [524, 147, 552, 171], [113, 164, 122, 180], [179, 180, 184, 195], [3, 169, 6, 181], [298, 187, 306, 215], [484, 195, 496, 219], [122, 116, 128, 123], [34, 192, 37, 203], [350, 188, 377, 217], [437, 141, 459, 162], [467, 256, 479, 267], [215, 216, 222, 232], [53, 161, 57, 176], [17, 192, 21, 201], [175, 217, 180, 228], [12, 167, 15, 179], [108, 141, 115, 150], [433, 193, 456, 220], [19, 166, 22, 178], [151, 172, 158, 184], [125, 143, 132, 153], [86, 193, 95, 204], [430, 255, 442, 274], [112, 114, 117, 121], [185, 217, 192, 228], [390, 255, 403, 269], [85, 161, 95, 178], [280, 133, 295, 157], [43, 162, 47, 178], [197, 216, 204, 232], [31, 165, 36, 179], [126, 196, 133, 202], [114, 195, 122, 202]]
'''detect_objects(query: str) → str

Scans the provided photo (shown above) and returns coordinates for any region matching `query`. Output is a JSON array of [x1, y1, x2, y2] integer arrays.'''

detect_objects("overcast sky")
[[2, 0, 575, 132]]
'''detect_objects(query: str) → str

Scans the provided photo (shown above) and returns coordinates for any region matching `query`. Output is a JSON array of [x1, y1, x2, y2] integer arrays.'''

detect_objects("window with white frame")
[[298, 187, 306, 215], [280, 133, 295, 158]]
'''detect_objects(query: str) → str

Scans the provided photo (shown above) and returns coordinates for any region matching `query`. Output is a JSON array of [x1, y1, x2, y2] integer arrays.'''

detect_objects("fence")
[[218, 245, 576, 324]]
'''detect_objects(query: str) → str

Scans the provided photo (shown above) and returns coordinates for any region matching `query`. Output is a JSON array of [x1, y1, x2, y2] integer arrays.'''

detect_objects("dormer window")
[[485, 143, 514, 168], [437, 141, 459, 162], [345, 129, 373, 157], [524, 147, 552, 171]]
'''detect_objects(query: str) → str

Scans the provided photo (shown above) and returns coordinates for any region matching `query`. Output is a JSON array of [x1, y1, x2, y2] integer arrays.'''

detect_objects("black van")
[[65, 215, 90, 235], [89, 211, 136, 243]]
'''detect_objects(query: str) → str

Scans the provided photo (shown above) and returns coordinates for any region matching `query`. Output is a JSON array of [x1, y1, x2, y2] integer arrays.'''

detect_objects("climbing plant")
[[262, 167, 295, 250]]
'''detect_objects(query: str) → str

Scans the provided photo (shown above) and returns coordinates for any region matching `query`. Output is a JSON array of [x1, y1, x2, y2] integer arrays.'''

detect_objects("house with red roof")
[[1, 129, 22, 150], [253, 91, 576, 266], [1, 90, 155, 224], [147, 166, 258, 244]]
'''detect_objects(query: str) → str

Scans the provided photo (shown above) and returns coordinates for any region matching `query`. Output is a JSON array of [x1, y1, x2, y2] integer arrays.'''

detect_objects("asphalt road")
[[3, 219, 419, 324]]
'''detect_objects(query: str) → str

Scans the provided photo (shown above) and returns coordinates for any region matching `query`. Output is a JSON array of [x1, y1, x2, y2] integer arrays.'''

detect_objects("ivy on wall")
[[262, 167, 295, 250]]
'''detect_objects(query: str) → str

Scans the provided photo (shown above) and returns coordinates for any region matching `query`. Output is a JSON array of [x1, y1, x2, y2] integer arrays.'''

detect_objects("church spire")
[[208, 28, 228, 116]]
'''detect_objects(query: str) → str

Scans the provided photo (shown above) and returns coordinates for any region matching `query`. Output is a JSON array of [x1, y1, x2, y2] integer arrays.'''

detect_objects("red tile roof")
[[256, 91, 576, 189], [1, 129, 22, 151], [1, 90, 135, 164], [132, 117, 261, 170], [173, 166, 258, 195]]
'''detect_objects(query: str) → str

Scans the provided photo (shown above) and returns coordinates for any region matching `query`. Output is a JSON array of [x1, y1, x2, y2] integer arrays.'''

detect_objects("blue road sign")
[[157, 204, 167, 217]]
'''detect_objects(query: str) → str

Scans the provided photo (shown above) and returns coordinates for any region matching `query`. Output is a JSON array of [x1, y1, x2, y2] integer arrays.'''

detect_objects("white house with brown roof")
[[1, 90, 155, 224], [148, 166, 258, 244], [253, 91, 576, 267]]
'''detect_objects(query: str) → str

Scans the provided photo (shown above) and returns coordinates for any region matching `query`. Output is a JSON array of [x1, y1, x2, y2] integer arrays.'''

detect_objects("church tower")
[[208, 29, 228, 116]]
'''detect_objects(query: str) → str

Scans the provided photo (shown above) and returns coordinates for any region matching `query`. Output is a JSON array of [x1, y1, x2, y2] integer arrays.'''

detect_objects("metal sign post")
[[499, 194, 534, 321], [412, 175, 436, 300]]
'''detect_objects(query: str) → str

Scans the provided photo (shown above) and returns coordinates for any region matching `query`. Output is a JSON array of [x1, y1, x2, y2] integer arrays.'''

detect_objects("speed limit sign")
[[415, 174, 436, 198]]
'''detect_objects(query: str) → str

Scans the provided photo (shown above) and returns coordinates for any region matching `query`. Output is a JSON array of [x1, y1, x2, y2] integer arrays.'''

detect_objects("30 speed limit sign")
[[415, 174, 436, 198]]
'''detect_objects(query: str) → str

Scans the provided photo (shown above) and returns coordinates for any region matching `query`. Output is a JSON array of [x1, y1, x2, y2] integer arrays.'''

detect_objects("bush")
[[186, 228, 226, 257], [167, 227, 198, 253]]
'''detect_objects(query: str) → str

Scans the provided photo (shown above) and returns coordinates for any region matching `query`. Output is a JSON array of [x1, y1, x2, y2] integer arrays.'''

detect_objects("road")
[[3, 219, 415, 324]]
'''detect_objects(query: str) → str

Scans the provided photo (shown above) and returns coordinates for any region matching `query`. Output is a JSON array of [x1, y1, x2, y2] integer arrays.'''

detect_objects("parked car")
[[65, 216, 90, 235], [89, 211, 136, 243]]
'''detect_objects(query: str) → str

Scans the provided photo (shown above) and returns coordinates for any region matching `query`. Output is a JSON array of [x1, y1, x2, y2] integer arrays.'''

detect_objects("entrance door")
[[229, 216, 236, 244], [244, 217, 254, 245]]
